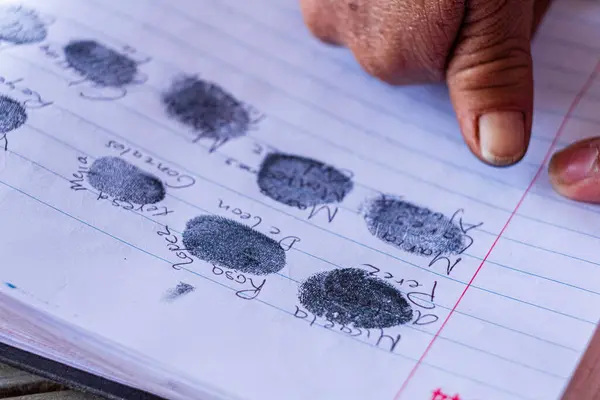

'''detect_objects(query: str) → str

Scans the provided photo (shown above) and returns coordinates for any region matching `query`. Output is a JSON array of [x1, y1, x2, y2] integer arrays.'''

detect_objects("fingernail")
[[550, 142, 600, 185], [479, 112, 526, 166]]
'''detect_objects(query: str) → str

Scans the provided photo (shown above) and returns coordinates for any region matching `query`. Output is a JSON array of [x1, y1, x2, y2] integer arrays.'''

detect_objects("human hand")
[[299, 0, 600, 204], [549, 139, 600, 204], [300, 0, 553, 165]]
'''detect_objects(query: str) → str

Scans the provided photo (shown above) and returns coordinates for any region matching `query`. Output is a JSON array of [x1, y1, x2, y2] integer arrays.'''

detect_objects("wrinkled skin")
[[300, 0, 600, 205]]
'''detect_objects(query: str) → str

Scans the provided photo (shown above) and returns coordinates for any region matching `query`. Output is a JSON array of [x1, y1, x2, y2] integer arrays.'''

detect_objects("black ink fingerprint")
[[162, 75, 261, 150], [0, 96, 27, 133], [298, 268, 413, 329], [87, 156, 166, 204], [64, 40, 138, 87], [257, 153, 354, 209], [164, 282, 195, 302], [0, 5, 47, 45], [364, 195, 466, 256], [182, 215, 286, 275]]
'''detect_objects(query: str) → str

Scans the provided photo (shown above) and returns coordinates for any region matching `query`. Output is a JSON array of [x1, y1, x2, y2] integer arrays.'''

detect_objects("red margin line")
[[394, 61, 600, 400]]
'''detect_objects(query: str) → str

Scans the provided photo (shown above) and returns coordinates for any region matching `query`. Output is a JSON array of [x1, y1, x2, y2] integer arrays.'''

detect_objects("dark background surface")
[[0, 343, 164, 400]]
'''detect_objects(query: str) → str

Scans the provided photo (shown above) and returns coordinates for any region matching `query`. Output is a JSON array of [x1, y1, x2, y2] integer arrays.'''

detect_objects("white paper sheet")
[[0, 0, 599, 399]]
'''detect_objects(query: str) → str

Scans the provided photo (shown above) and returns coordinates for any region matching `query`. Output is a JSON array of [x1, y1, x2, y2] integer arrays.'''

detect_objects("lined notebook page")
[[0, 0, 599, 399]]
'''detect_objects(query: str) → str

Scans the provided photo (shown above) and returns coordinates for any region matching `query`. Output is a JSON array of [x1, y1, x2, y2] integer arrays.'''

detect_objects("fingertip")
[[447, 57, 534, 167], [548, 137, 600, 203], [299, 0, 343, 46], [445, 0, 535, 167]]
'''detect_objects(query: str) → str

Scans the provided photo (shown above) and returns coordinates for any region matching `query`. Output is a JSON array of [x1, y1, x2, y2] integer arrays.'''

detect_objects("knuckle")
[[353, 42, 408, 84], [448, 46, 533, 112], [448, 11, 533, 90], [352, 35, 446, 84], [347, 1, 460, 84], [448, 0, 534, 93], [450, 46, 532, 90], [459, 0, 532, 49], [452, 60, 532, 95]]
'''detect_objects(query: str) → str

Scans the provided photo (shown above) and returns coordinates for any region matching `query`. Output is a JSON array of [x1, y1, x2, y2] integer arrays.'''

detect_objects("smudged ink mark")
[[162, 75, 263, 152], [298, 268, 413, 329], [182, 215, 286, 275], [163, 282, 195, 302], [0, 95, 27, 151], [0, 5, 47, 45], [4, 282, 17, 289], [0, 96, 27, 132], [87, 156, 166, 205], [363, 195, 466, 257], [257, 152, 354, 209], [64, 40, 139, 87]]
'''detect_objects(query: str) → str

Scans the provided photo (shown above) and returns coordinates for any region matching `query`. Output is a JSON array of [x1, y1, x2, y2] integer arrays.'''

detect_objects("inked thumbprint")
[[257, 153, 354, 209], [87, 156, 166, 205], [0, 5, 47, 45], [298, 268, 413, 329], [364, 195, 466, 256], [64, 40, 138, 87], [0, 95, 27, 150], [0, 96, 27, 133], [182, 215, 286, 275], [162, 75, 261, 151]]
